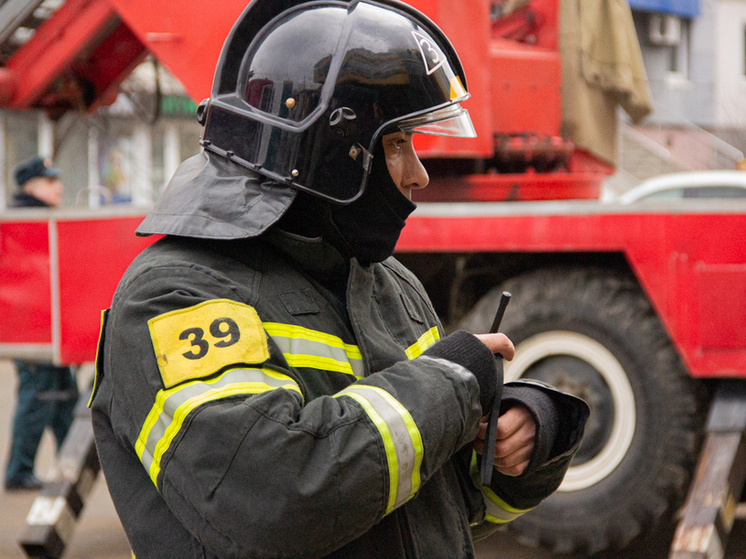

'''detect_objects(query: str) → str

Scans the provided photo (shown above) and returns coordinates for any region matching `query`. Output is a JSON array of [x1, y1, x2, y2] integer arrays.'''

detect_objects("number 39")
[[179, 317, 241, 360]]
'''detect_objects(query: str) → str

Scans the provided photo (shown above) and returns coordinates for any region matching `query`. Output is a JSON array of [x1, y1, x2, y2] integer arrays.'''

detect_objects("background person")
[[4, 156, 79, 491]]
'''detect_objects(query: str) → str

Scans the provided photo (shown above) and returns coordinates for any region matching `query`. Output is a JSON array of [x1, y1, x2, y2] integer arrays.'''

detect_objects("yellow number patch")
[[148, 299, 269, 389]]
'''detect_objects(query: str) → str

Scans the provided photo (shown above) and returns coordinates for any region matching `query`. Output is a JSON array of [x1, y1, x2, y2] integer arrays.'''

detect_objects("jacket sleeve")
[[471, 380, 589, 531], [101, 265, 484, 559]]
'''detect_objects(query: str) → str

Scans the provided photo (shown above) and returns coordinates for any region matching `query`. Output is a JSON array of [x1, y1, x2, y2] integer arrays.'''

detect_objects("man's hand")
[[474, 333, 515, 361], [474, 405, 536, 477], [471, 332, 529, 476]]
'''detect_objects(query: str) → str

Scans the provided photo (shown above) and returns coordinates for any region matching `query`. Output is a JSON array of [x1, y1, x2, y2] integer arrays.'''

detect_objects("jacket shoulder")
[[114, 236, 264, 307]]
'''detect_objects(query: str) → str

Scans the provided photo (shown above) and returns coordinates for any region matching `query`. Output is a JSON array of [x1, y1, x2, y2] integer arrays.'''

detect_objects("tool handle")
[[489, 292, 511, 335], [480, 291, 511, 487]]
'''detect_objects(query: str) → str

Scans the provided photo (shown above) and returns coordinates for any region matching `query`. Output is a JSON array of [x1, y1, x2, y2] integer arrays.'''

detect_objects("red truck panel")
[[489, 39, 561, 137], [55, 215, 157, 364], [0, 211, 155, 365], [0, 220, 52, 350], [107, 0, 248, 103], [398, 203, 746, 379], [3, 203, 746, 379]]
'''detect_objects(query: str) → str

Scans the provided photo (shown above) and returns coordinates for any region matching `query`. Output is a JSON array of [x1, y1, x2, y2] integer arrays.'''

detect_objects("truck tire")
[[458, 267, 704, 556]]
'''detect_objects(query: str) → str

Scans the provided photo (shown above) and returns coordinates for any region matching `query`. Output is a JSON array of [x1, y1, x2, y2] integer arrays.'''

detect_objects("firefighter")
[[90, 1, 589, 557]]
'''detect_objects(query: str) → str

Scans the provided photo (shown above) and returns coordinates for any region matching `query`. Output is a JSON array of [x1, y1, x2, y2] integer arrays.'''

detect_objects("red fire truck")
[[0, 1, 743, 558]]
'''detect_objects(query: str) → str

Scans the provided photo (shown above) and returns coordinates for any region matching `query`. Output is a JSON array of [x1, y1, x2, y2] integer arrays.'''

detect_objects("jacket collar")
[[11, 192, 48, 208], [265, 227, 349, 283]]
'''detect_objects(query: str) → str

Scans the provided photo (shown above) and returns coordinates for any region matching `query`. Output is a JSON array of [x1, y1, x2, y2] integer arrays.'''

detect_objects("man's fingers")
[[475, 437, 532, 476], [494, 423, 534, 457], [474, 333, 515, 361], [495, 450, 531, 477], [496, 406, 535, 442]]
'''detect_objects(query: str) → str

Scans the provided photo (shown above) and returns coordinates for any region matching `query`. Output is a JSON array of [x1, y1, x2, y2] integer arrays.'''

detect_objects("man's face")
[[381, 131, 429, 200], [24, 176, 64, 207]]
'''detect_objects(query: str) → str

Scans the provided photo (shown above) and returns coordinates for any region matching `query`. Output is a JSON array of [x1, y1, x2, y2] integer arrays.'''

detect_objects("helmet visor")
[[396, 103, 476, 138]]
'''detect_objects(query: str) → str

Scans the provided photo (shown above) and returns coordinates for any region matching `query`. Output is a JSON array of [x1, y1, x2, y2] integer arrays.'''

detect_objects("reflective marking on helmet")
[[334, 385, 424, 515], [449, 76, 467, 101], [412, 30, 446, 75], [469, 450, 533, 524], [264, 322, 364, 378], [405, 326, 440, 360], [136, 367, 301, 487]]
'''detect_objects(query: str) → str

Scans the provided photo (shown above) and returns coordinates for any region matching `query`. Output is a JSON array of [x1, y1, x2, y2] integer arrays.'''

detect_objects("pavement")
[[0, 357, 745, 559], [0, 360, 131, 559]]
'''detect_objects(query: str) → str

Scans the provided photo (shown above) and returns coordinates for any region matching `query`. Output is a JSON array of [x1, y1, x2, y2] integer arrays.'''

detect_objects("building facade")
[[622, 0, 746, 181]]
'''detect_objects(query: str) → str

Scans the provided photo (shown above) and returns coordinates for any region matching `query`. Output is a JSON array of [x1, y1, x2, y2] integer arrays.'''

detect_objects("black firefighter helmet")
[[198, 0, 476, 204]]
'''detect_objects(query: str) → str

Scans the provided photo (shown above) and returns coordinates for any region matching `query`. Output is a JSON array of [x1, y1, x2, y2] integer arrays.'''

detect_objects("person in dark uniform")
[[4, 156, 79, 491], [91, 1, 589, 557]]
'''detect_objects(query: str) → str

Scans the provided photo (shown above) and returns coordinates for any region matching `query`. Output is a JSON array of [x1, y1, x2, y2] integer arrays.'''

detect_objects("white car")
[[615, 170, 746, 204]]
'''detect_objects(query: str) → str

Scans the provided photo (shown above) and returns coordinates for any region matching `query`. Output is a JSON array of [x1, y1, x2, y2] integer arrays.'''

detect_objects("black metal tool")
[[480, 291, 511, 487]]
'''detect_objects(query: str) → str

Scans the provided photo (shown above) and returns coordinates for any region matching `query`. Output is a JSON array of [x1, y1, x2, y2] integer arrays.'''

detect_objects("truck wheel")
[[458, 267, 704, 556]]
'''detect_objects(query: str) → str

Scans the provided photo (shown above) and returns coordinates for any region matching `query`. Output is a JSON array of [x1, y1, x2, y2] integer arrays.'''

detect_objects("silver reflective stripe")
[[335, 385, 423, 515], [136, 367, 300, 486], [418, 355, 475, 385], [265, 322, 365, 378], [482, 485, 533, 524]]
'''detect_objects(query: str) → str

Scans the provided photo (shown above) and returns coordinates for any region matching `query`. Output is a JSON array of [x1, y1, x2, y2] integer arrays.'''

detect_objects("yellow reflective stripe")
[[148, 383, 265, 484], [335, 386, 424, 515], [88, 309, 108, 408], [266, 322, 439, 374], [405, 326, 440, 360], [482, 485, 533, 524], [283, 354, 357, 376], [342, 391, 400, 514], [264, 322, 362, 358], [469, 450, 533, 524], [265, 322, 364, 378], [136, 367, 300, 486]]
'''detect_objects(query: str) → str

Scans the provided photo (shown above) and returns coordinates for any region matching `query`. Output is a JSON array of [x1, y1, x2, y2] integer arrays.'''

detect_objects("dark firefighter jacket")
[[90, 152, 588, 559]]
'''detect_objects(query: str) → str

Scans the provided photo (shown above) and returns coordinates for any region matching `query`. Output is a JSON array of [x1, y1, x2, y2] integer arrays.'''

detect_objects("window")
[[667, 18, 689, 78]]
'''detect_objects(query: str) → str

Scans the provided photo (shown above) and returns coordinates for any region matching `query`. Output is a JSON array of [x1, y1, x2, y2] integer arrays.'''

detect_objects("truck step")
[[669, 380, 746, 559]]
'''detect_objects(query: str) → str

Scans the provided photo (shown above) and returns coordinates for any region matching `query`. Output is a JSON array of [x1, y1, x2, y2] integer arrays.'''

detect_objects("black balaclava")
[[276, 140, 417, 265], [328, 141, 417, 264]]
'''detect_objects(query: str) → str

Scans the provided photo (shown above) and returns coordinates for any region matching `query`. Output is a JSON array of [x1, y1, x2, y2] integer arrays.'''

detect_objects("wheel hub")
[[505, 331, 636, 491]]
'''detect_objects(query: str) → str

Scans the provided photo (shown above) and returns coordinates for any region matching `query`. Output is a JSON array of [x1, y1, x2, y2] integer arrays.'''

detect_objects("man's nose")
[[406, 152, 429, 190]]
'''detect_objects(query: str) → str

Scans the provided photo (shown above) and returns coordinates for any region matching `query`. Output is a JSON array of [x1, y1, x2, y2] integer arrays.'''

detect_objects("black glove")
[[423, 330, 498, 413]]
